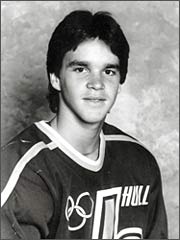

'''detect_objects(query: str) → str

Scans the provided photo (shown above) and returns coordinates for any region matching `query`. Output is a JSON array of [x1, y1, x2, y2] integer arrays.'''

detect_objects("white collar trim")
[[35, 120, 105, 172]]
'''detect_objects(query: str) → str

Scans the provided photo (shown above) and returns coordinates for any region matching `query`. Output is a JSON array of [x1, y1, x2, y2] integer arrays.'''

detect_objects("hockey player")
[[1, 10, 168, 239]]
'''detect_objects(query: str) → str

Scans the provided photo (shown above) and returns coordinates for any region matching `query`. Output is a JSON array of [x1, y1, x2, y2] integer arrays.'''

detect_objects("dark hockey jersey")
[[1, 120, 168, 239]]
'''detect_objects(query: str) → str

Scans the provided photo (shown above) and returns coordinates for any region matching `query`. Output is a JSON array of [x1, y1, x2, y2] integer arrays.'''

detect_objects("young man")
[[1, 10, 168, 239]]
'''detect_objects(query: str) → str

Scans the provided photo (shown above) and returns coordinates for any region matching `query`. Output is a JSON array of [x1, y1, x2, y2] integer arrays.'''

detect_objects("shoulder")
[[2, 121, 53, 156], [103, 122, 161, 177], [103, 121, 143, 148], [1, 122, 53, 191], [103, 121, 134, 137], [2, 121, 51, 149], [1, 121, 57, 208]]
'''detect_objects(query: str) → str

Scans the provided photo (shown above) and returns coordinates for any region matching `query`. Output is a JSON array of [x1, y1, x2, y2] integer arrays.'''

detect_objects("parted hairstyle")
[[46, 10, 130, 113]]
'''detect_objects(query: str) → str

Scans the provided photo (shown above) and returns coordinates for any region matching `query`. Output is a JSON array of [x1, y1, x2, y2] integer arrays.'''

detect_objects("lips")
[[82, 97, 106, 107], [83, 96, 106, 101], [83, 97, 106, 103]]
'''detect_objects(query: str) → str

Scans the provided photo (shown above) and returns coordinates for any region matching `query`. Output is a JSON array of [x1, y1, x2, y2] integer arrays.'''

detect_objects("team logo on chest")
[[65, 185, 149, 238], [65, 192, 94, 231]]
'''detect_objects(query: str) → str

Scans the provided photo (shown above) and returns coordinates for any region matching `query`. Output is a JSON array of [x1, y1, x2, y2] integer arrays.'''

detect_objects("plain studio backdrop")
[[1, 1, 179, 239]]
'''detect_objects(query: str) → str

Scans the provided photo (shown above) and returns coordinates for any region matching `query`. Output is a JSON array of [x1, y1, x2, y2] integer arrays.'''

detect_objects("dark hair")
[[46, 10, 130, 113]]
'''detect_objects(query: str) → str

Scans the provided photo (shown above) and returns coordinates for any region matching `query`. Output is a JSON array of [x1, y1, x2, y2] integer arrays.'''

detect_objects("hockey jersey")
[[1, 120, 168, 239]]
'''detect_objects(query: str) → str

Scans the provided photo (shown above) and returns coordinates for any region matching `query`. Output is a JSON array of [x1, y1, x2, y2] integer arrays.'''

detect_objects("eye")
[[105, 69, 116, 76], [74, 67, 87, 73]]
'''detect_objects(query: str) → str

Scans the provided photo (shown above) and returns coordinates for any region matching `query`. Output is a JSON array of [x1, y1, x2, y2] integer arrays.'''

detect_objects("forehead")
[[63, 38, 119, 66]]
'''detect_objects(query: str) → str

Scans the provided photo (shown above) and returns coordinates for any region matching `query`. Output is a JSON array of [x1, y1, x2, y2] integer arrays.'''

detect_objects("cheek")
[[60, 76, 75, 94], [62, 82, 80, 101], [107, 80, 120, 96]]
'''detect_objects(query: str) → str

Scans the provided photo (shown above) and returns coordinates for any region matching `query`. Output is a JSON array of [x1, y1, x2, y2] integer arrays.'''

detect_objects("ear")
[[50, 73, 61, 91]]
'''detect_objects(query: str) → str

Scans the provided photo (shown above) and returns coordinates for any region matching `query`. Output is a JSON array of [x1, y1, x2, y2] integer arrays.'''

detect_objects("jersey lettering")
[[121, 185, 150, 207]]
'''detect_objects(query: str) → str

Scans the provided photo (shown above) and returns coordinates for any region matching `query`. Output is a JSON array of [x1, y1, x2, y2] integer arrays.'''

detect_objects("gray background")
[[1, 1, 179, 238]]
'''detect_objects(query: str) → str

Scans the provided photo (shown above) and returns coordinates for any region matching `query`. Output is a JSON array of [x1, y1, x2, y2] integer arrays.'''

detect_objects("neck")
[[50, 114, 104, 161]]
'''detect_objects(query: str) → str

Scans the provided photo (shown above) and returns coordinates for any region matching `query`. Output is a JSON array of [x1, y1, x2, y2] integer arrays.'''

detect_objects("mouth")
[[83, 95, 106, 100], [83, 97, 106, 103]]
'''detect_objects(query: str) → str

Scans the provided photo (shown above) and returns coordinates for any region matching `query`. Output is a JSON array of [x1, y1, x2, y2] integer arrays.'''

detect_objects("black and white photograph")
[[1, 1, 179, 239]]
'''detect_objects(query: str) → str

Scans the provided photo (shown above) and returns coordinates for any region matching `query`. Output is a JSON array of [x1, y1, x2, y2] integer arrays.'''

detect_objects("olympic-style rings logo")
[[65, 192, 94, 231]]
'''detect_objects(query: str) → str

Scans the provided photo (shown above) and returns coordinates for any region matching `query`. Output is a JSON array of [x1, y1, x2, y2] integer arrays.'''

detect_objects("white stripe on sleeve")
[[1, 141, 56, 208]]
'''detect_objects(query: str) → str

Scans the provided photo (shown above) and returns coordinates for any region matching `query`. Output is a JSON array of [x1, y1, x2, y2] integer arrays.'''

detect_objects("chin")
[[80, 113, 107, 125]]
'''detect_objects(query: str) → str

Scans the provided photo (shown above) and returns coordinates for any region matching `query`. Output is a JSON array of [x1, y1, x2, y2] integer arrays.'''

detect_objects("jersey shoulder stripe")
[[1, 141, 56, 208], [104, 134, 146, 148], [103, 122, 149, 152], [105, 134, 137, 142]]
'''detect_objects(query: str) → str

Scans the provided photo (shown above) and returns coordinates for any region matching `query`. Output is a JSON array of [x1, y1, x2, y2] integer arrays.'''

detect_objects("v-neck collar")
[[35, 120, 105, 172]]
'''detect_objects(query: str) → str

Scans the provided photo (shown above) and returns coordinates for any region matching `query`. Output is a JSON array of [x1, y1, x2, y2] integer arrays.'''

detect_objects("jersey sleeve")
[[1, 141, 54, 239], [145, 155, 168, 238]]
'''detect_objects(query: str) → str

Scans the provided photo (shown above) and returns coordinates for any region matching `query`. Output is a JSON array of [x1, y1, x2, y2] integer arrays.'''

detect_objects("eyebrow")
[[105, 64, 120, 70], [67, 60, 89, 68], [67, 60, 120, 70]]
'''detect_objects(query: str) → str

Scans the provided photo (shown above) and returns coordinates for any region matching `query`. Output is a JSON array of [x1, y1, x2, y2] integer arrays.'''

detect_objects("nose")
[[87, 73, 105, 90]]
